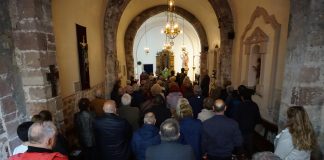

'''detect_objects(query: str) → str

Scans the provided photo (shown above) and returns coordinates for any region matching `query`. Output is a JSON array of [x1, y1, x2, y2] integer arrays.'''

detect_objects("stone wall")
[[279, 0, 324, 156], [9, 0, 63, 121], [0, 0, 64, 158], [0, 0, 26, 158], [104, 0, 130, 99], [62, 82, 105, 131], [208, 0, 234, 82]]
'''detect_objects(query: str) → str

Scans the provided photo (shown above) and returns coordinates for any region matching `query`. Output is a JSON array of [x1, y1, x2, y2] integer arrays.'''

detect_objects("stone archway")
[[104, 0, 234, 98], [124, 5, 208, 79], [208, 0, 234, 82]]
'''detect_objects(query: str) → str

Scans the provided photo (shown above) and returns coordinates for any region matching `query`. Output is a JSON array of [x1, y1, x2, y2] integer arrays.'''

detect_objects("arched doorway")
[[103, 0, 233, 98], [132, 12, 202, 81]]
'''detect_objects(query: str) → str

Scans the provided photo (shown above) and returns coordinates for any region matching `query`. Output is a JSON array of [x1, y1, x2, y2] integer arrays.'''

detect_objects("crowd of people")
[[9, 69, 317, 160]]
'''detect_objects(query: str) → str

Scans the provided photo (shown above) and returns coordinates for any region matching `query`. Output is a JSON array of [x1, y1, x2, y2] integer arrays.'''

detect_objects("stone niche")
[[239, 7, 281, 122], [244, 27, 268, 93]]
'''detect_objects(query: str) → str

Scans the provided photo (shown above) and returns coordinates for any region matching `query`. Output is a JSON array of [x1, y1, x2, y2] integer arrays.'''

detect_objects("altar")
[[156, 49, 174, 75]]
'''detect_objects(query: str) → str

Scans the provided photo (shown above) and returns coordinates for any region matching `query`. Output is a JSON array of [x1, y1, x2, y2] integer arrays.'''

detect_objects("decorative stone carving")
[[245, 28, 268, 43], [239, 6, 281, 123]]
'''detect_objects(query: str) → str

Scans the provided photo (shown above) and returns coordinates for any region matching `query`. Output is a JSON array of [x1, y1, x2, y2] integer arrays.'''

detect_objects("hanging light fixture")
[[181, 16, 186, 51], [163, 0, 181, 44], [144, 21, 150, 54]]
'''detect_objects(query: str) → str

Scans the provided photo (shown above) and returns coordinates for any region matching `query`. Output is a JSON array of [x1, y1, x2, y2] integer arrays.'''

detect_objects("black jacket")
[[234, 100, 261, 135], [74, 110, 95, 147], [146, 141, 195, 160], [93, 113, 132, 160]]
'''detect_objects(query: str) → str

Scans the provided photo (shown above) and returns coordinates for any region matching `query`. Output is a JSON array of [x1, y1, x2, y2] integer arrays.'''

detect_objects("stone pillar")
[[208, 0, 234, 83], [0, 0, 27, 158], [279, 0, 324, 155], [10, 0, 63, 125], [200, 51, 208, 74], [0, 0, 64, 157], [104, 0, 130, 99]]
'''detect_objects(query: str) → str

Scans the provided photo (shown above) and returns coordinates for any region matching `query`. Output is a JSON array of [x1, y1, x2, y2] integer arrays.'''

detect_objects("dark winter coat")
[[93, 113, 132, 160], [131, 124, 161, 160]]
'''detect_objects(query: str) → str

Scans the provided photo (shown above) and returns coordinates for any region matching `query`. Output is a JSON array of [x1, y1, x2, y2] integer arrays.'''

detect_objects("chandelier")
[[163, 0, 181, 41]]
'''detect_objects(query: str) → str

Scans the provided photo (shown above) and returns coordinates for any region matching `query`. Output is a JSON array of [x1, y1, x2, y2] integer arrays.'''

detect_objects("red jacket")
[[9, 152, 68, 160]]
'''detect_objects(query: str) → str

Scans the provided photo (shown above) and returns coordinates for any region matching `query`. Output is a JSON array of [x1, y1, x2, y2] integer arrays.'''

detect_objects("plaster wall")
[[229, 0, 290, 122], [229, 0, 290, 88], [52, 0, 107, 97], [240, 19, 277, 121]]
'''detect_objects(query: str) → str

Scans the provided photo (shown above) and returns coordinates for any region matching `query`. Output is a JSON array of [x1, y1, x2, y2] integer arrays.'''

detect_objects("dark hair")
[[17, 121, 34, 142], [238, 85, 255, 100], [152, 94, 165, 107], [39, 110, 52, 121], [78, 98, 90, 111], [31, 114, 42, 122], [203, 97, 215, 110], [170, 70, 175, 76], [240, 88, 254, 100], [238, 85, 247, 95]]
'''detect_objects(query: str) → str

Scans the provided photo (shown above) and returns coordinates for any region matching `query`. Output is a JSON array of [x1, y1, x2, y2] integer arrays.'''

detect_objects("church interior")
[[0, 0, 323, 159]]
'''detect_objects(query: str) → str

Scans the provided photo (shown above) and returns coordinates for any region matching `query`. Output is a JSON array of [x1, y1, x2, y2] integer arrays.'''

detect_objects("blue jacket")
[[131, 124, 161, 160], [179, 117, 203, 160]]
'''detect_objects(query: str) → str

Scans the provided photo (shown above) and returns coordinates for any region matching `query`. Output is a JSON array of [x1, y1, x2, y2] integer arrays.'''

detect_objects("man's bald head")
[[28, 121, 57, 149], [213, 99, 226, 113], [103, 100, 117, 114]]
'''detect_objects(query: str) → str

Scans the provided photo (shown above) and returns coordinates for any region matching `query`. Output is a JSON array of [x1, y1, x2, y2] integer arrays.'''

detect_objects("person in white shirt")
[[198, 97, 215, 122], [274, 106, 317, 160], [13, 121, 33, 155]]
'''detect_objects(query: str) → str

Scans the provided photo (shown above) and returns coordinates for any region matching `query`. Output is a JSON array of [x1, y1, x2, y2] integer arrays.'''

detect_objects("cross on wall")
[[46, 65, 59, 97]]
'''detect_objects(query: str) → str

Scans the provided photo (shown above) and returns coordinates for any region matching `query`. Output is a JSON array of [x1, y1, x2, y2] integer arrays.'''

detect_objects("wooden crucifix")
[[76, 24, 90, 90], [46, 65, 59, 97]]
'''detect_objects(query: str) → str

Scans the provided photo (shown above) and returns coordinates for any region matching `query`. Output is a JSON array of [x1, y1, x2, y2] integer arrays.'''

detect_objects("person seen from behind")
[[9, 121, 68, 160], [274, 106, 317, 160]]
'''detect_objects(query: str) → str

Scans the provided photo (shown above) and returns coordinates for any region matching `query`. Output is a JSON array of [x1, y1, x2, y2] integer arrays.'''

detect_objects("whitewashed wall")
[[133, 12, 201, 80]]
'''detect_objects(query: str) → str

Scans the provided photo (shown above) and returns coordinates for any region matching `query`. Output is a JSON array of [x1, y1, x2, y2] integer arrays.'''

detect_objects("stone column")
[[10, 0, 63, 125], [0, 0, 64, 156], [0, 0, 27, 158], [104, 0, 130, 99], [279, 0, 324, 155]]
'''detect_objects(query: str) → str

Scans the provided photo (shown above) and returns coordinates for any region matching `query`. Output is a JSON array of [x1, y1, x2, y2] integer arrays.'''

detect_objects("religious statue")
[[181, 48, 189, 70], [253, 57, 261, 84]]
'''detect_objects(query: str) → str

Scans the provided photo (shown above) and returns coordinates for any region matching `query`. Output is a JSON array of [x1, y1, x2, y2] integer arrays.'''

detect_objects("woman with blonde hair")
[[176, 98, 202, 160], [274, 106, 317, 160]]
